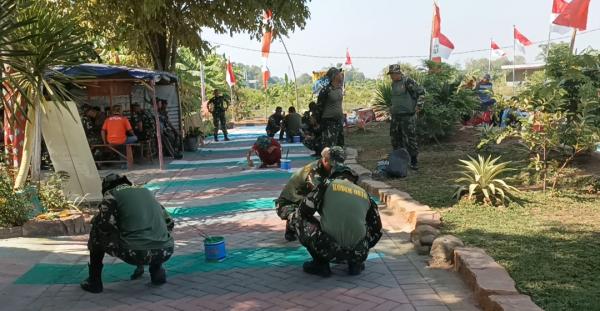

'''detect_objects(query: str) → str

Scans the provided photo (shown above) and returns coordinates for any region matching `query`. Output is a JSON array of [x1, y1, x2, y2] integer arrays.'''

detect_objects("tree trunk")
[[14, 105, 35, 189]]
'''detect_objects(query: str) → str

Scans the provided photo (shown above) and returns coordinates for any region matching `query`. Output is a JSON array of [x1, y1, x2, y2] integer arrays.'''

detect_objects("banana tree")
[[3, 1, 94, 187]]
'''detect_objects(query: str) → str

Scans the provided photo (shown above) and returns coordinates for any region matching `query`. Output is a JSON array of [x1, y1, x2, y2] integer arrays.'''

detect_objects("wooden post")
[[151, 81, 164, 170]]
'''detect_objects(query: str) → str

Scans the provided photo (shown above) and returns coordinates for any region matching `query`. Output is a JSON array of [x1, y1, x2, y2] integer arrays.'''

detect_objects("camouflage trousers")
[[275, 199, 298, 220], [390, 114, 418, 157], [212, 112, 228, 136], [320, 118, 344, 149], [88, 226, 173, 266], [289, 211, 381, 265]]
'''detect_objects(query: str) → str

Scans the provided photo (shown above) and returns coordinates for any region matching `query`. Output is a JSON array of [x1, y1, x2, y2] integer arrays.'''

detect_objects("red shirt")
[[102, 115, 133, 145], [253, 138, 281, 165]]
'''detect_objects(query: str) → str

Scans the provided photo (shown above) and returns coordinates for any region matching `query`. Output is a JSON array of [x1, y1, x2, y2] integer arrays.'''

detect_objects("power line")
[[206, 27, 600, 60]]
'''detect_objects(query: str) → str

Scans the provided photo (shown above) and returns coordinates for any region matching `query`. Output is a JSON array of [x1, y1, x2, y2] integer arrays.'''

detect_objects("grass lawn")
[[346, 122, 600, 311]]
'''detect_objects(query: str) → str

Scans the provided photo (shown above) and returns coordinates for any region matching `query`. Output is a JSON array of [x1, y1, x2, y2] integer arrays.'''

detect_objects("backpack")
[[385, 148, 410, 178]]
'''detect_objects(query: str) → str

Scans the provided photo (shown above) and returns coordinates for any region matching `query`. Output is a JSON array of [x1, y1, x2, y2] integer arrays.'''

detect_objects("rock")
[[419, 233, 437, 246], [23, 219, 66, 237], [416, 244, 431, 255], [484, 295, 543, 311], [416, 212, 442, 228], [430, 235, 464, 265]]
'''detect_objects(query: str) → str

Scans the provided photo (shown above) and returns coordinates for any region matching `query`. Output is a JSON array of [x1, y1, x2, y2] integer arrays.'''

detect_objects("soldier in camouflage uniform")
[[81, 174, 175, 293], [315, 68, 345, 151], [388, 64, 425, 170], [276, 146, 346, 242], [208, 90, 230, 141], [290, 166, 382, 277]]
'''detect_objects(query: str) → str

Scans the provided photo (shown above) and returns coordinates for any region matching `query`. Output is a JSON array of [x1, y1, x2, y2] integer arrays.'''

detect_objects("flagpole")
[[569, 28, 577, 54], [512, 25, 516, 94], [488, 38, 492, 73], [279, 37, 300, 108], [546, 24, 553, 60], [429, 1, 436, 60]]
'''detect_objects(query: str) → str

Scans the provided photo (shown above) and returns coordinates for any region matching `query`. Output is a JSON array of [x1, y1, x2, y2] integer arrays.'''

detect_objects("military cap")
[[330, 164, 359, 183], [387, 64, 403, 75], [329, 146, 346, 163], [101, 173, 132, 194]]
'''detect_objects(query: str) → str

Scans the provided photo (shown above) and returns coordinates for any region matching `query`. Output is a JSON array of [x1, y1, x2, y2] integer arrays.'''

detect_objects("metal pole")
[[279, 37, 299, 108], [569, 28, 577, 54], [488, 38, 492, 73], [151, 80, 164, 170], [513, 25, 516, 95]]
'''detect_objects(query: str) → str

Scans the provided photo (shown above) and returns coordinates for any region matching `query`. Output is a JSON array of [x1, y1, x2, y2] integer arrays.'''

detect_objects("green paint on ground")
[[146, 171, 292, 191], [166, 196, 380, 219], [14, 247, 382, 285], [166, 156, 315, 170], [166, 198, 276, 218]]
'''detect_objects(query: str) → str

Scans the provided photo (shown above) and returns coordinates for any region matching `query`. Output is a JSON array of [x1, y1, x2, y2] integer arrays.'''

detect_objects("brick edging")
[[345, 147, 543, 311], [0, 213, 92, 239]]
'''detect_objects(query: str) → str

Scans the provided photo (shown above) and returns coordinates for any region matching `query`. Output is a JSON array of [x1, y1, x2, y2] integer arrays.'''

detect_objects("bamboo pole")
[[513, 25, 517, 95], [569, 28, 577, 54], [429, 1, 436, 60], [279, 37, 299, 108], [151, 81, 164, 170]]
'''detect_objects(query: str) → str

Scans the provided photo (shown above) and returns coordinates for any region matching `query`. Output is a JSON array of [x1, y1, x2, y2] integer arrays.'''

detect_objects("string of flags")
[[222, 1, 593, 89]]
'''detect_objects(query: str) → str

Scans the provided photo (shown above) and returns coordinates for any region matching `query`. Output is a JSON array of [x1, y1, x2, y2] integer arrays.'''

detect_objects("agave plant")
[[454, 155, 519, 205]]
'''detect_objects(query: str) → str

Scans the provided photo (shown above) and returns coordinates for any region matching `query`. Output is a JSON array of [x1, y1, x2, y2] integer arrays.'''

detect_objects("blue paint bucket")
[[293, 136, 301, 143], [204, 236, 226, 262], [280, 159, 292, 170]]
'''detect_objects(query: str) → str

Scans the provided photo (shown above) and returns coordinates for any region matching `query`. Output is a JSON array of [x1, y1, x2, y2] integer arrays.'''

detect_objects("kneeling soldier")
[[276, 146, 345, 241], [81, 174, 175, 293], [292, 166, 382, 276]]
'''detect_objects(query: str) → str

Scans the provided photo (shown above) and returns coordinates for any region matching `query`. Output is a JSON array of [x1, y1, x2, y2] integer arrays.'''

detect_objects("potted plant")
[[184, 127, 204, 152]]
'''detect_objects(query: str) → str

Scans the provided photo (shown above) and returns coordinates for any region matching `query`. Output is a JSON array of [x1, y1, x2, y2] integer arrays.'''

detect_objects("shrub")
[[454, 155, 519, 206], [0, 164, 33, 227], [38, 171, 80, 213]]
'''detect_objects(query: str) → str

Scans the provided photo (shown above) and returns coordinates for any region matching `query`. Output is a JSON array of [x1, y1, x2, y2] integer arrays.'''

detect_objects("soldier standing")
[[207, 90, 230, 141], [388, 64, 425, 170], [291, 166, 382, 277], [316, 68, 345, 151], [276, 146, 346, 241]]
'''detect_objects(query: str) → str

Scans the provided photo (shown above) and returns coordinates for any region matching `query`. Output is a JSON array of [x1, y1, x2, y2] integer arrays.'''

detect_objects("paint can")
[[293, 136, 301, 143], [204, 236, 226, 262], [280, 159, 292, 170]]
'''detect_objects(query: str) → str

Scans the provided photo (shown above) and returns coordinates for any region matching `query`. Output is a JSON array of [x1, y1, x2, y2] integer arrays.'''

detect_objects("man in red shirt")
[[101, 105, 137, 145], [247, 135, 282, 168]]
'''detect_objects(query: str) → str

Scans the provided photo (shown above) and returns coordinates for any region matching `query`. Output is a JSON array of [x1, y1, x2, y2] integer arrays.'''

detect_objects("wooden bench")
[[91, 143, 138, 170]]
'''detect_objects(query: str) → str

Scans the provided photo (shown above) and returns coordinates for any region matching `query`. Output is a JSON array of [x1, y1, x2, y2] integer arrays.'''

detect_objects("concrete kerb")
[[346, 147, 543, 311]]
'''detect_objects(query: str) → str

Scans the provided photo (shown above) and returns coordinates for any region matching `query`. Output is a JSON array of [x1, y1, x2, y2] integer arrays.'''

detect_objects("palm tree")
[[2, 1, 94, 187]]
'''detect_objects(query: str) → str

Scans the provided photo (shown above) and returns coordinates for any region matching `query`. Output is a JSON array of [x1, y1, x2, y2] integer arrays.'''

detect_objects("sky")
[[201, 0, 600, 79]]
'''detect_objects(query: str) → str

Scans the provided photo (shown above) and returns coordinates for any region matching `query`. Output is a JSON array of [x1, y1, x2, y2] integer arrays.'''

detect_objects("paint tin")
[[204, 236, 226, 262], [280, 159, 292, 170]]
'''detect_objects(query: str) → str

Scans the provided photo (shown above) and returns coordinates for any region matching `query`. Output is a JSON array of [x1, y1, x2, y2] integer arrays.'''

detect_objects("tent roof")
[[51, 63, 178, 84]]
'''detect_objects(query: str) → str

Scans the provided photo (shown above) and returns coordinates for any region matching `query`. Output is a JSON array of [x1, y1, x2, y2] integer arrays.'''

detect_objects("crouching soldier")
[[291, 166, 382, 277], [81, 174, 175, 293], [276, 146, 346, 241]]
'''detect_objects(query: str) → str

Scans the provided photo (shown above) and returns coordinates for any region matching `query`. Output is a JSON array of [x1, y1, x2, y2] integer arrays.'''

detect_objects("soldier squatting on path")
[[81, 174, 175, 294], [290, 165, 383, 277], [275, 146, 347, 242]]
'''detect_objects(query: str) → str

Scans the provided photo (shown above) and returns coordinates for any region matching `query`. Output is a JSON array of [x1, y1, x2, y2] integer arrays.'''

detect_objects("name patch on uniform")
[[332, 183, 368, 200]]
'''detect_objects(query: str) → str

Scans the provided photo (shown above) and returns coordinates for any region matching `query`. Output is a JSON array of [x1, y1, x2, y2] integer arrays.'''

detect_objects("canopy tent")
[[49, 63, 183, 170]]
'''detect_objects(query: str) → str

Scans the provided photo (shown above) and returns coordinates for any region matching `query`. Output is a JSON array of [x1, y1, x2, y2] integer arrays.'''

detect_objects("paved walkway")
[[0, 127, 479, 311]]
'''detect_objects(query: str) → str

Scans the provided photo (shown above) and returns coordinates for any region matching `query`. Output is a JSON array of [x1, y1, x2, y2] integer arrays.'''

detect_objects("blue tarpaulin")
[[50, 63, 178, 83]]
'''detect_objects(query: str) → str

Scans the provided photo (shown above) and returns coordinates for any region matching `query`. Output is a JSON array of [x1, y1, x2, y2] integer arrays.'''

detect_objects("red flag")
[[491, 41, 506, 57], [552, 0, 569, 13], [431, 2, 454, 61], [514, 27, 532, 54], [553, 0, 591, 31], [345, 49, 352, 66], [226, 59, 236, 86], [260, 9, 273, 89]]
